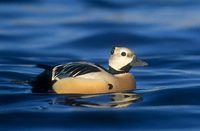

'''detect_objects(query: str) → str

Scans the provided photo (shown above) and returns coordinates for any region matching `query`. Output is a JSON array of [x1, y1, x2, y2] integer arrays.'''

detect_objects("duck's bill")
[[131, 58, 148, 67]]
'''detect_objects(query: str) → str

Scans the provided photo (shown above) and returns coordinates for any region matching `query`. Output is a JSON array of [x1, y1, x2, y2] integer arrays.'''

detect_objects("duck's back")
[[52, 62, 103, 80]]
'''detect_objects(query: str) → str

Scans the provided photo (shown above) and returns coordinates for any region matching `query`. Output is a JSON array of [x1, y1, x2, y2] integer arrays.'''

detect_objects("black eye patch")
[[111, 47, 115, 55], [121, 52, 126, 56]]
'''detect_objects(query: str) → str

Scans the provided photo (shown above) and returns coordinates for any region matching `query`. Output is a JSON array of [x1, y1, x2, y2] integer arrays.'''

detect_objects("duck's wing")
[[52, 62, 102, 80]]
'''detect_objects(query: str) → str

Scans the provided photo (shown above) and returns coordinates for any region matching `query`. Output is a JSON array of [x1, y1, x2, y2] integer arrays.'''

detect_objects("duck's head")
[[109, 47, 148, 74]]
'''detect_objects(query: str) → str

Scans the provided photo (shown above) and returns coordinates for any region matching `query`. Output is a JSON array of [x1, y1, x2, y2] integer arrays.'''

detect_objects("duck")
[[31, 47, 147, 94]]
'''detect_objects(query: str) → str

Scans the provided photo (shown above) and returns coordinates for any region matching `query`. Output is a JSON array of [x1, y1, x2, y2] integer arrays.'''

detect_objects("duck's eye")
[[121, 52, 126, 56], [111, 47, 115, 55]]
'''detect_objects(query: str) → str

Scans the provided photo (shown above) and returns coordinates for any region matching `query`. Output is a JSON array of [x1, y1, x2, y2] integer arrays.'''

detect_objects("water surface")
[[0, 0, 200, 130]]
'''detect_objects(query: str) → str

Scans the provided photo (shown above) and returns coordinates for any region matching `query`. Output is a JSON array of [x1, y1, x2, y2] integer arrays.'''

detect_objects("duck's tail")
[[10, 64, 54, 93]]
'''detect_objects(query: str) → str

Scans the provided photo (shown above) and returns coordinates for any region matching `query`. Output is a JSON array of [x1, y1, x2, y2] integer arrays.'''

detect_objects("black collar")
[[109, 63, 132, 75], [109, 66, 126, 74]]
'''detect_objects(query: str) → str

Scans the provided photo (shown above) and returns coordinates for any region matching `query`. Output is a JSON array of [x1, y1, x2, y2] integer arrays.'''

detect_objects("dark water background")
[[0, 0, 200, 130]]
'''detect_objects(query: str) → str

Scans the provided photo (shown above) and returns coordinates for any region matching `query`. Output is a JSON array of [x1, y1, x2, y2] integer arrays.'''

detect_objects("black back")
[[54, 63, 101, 79]]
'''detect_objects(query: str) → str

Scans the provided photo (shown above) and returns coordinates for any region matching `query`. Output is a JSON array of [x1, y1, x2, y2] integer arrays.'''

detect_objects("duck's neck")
[[109, 66, 126, 74], [109, 63, 132, 75]]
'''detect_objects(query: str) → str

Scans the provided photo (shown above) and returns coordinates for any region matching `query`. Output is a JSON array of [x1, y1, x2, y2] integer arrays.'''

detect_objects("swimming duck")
[[31, 47, 147, 94]]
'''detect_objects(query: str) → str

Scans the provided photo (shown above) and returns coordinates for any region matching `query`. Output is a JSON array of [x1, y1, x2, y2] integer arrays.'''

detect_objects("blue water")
[[0, 0, 200, 130]]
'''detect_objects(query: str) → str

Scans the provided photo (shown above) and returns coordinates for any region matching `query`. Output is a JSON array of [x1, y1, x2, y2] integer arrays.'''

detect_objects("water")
[[0, 0, 200, 130]]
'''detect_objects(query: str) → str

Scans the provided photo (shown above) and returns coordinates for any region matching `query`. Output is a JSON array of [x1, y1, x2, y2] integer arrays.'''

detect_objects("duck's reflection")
[[52, 92, 142, 108]]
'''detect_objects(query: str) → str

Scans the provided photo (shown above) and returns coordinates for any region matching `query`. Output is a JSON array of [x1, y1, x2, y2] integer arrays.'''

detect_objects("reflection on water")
[[52, 92, 141, 108]]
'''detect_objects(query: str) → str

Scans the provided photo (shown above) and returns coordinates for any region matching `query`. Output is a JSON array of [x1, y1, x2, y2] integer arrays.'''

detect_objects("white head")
[[108, 47, 147, 74]]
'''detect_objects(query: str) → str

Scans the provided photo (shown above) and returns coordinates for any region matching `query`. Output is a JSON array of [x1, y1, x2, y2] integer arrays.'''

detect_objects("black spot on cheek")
[[108, 84, 113, 90]]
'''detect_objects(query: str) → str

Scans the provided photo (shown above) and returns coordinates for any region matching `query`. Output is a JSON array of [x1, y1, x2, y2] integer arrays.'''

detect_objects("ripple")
[[0, 0, 200, 130], [140, 87, 200, 106]]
